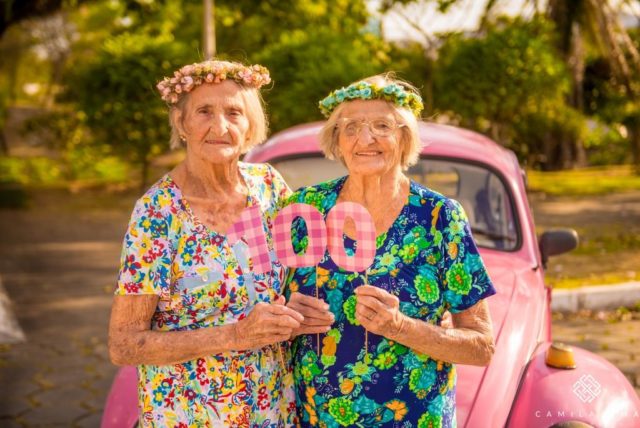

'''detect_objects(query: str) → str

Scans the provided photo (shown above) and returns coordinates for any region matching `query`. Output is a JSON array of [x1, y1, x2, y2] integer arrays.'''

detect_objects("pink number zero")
[[273, 203, 327, 267], [326, 202, 376, 272]]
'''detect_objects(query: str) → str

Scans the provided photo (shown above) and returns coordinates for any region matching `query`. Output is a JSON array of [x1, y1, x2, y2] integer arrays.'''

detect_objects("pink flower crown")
[[156, 60, 271, 105]]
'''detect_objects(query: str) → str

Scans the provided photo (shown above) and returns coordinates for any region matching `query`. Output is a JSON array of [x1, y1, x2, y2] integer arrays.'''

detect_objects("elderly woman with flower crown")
[[284, 74, 496, 427], [108, 60, 310, 427]]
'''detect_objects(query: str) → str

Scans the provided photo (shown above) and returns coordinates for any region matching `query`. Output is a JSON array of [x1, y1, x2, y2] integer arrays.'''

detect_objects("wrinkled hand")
[[234, 296, 304, 350], [355, 285, 406, 339], [286, 292, 334, 338]]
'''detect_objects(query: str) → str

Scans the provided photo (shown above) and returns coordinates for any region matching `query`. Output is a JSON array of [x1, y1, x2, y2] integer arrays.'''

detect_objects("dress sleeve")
[[266, 163, 292, 209], [437, 198, 496, 313], [115, 195, 172, 296]]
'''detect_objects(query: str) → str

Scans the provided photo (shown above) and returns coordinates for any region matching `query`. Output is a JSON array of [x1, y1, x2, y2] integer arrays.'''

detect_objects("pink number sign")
[[226, 204, 271, 274], [273, 203, 327, 267], [326, 202, 376, 272], [226, 202, 377, 273]]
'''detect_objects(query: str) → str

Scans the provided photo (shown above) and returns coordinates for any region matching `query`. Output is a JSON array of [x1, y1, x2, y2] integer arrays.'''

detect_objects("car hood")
[[455, 252, 546, 427]]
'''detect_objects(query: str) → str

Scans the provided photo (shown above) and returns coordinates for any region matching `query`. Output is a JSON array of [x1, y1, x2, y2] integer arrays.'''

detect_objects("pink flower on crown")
[[175, 84, 182, 94], [182, 76, 194, 91], [169, 93, 178, 103], [181, 65, 195, 75], [205, 73, 214, 83]]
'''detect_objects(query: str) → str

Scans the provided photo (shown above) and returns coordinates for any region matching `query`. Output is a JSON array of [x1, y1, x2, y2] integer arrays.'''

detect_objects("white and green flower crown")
[[156, 60, 271, 105], [319, 81, 424, 118]]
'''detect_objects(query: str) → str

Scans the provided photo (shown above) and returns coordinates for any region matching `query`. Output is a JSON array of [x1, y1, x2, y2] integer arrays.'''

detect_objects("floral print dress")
[[116, 162, 296, 427], [285, 176, 496, 428]]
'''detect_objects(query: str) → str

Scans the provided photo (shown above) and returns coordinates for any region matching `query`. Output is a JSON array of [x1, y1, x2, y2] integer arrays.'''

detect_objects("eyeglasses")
[[338, 118, 406, 138]]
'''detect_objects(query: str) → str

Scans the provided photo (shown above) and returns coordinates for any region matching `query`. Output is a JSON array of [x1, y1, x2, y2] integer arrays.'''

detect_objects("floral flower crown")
[[156, 60, 271, 105], [319, 81, 424, 118]]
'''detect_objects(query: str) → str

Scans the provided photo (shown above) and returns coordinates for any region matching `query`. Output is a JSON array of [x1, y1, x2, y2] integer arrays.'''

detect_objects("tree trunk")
[[0, 128, 8, 155], [423, 56, 434, 116], [563, 22, 588, 168], [630, 121, 640, 175], [43, 55, 68, 109]]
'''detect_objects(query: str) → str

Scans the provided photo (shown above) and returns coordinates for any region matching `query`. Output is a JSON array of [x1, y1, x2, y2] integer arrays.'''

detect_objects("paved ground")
[[0, 189, 638, 426], [551, 310, 640, 397], [0, 189, 131, 427]]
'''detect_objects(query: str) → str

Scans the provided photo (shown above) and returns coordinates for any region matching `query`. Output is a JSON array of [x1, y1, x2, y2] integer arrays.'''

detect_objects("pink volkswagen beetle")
[[102, 122, 640, 427]]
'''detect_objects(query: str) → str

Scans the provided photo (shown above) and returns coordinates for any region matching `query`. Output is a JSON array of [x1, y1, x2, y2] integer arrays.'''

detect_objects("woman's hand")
[[286, 293, 334, 338], [234, 296, 304, 350], [354, 285, 405, 339]]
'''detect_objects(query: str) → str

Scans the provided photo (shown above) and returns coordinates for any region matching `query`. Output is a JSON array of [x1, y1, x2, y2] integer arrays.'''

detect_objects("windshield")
[[271, 156, 519, 251]]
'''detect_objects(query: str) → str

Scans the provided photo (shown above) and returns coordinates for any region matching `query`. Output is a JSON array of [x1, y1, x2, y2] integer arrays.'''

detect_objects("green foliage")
[[0, 23, 44, 106], [583, 53, 639, 167], [0, 156, 62, 185], [3, 0, 639, 184], [256, 29, 393, 131], [214, 0, 388, 131], [583, 120, 629, 166], [47, 0, 389, 182], [17, 108, 130, 184], [512, 102, 587, 166], [217, 0, 370, 55], [526, 165, 640, 196], [61, 0, 194, 184], [436, 16, 569, 123], [434, 16, 580, 166], [380, 0, 457, 13]]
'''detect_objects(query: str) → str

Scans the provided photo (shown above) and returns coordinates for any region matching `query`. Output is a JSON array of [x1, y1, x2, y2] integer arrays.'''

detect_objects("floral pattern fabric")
[[285, 176, 496, 428], [116, 162, 296, 427]]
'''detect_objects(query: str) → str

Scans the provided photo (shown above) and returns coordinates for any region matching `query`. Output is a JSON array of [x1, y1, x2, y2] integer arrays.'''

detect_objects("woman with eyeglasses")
[[284, 74, 496, 427]]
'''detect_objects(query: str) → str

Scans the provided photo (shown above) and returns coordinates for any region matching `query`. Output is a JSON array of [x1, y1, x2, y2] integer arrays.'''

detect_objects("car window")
[[272, 157, 348, 188], [271, 156, 519, 251]]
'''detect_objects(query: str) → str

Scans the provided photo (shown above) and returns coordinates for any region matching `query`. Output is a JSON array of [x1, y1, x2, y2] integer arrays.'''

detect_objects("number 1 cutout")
[[226, 204, 272, 274]]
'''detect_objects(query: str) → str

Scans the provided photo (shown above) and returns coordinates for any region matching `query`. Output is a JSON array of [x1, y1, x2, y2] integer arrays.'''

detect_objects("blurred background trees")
[[1, 0, 639, 190]]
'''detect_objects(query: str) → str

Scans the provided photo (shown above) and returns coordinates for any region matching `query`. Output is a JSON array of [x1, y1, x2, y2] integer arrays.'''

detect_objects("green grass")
[[571, 226, 640, 256], [527, 165, 640, 196], [551, 272, 640, 289], [0, 155, 132, 190]]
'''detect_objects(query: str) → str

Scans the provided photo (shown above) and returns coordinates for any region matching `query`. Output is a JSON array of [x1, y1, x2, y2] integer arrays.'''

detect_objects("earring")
[[179, 135, 186, 143]]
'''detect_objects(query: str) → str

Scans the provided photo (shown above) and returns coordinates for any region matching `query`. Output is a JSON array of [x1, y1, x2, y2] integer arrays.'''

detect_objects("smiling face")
[[336, 99, 405, 177], [173, 80, 250, 165]]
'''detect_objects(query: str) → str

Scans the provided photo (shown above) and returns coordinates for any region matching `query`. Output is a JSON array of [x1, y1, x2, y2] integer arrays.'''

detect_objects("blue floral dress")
[[285, 176, 496, 428], [115, 162, 296, 427]]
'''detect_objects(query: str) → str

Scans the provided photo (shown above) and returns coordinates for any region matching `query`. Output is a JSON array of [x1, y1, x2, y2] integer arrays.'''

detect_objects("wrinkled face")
[[337, 100, 404, 176], [175, 80, 250, 164]]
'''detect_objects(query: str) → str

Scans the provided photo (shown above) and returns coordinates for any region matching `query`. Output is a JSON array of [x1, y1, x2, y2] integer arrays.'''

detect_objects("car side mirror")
[[539, 229, 579, 268]]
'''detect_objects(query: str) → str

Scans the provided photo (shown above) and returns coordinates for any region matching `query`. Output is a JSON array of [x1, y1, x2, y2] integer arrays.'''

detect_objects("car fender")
[[101, 366, 138, 428], [507, 342, 640, 428]]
